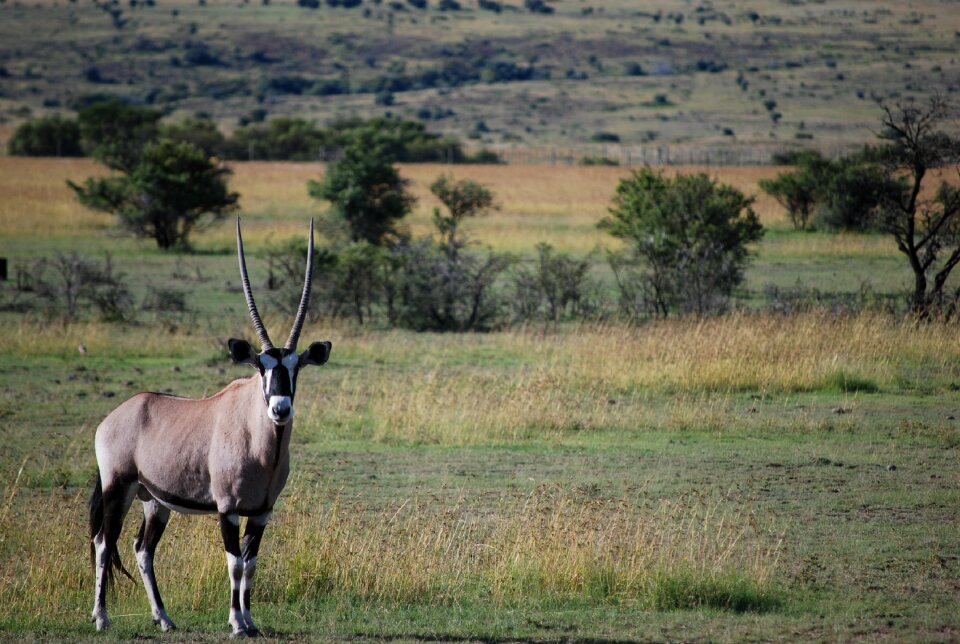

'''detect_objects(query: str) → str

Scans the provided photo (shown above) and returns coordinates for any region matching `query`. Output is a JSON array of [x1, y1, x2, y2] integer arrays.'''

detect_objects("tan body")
[[95, 376, 291, 516]]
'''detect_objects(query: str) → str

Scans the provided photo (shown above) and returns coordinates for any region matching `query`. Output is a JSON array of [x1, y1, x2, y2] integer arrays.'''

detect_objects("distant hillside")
[[0, 0, 957, 161]]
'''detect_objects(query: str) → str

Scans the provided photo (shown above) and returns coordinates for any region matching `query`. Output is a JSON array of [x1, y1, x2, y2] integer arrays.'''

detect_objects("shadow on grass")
[[652, 573, 782, 613]]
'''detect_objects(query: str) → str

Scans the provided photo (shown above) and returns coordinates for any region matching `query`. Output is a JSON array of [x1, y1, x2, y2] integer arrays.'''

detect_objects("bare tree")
[[876, 96, 960, 317]]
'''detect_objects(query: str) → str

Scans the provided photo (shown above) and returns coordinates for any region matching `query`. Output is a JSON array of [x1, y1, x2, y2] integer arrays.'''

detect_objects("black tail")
[[88, 472, 134, 585]]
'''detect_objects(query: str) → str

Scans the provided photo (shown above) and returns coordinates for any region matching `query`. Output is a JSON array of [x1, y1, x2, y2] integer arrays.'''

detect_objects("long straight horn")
[[285, 219, 314, 351], [236, 218, 274, 351]]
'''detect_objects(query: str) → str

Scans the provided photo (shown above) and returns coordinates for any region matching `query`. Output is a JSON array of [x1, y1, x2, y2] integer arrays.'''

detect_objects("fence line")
[[467, 143, 861, 166]]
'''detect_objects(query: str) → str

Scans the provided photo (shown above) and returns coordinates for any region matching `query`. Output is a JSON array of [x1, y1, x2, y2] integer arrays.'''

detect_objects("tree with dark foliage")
[[78, 100, 162, 172], [308, 138, 415, 246], [69, 139, 238, 250], [875, 96, 960, 317]]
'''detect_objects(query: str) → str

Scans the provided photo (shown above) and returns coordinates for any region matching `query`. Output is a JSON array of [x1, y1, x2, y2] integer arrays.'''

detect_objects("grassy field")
[[1, 159, 960, 640], [0, 0, 958, 156]]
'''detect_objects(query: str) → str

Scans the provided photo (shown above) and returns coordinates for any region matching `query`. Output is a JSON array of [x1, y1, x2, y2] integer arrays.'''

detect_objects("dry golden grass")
[[3, 157, 956, 257], [0, 158, 108, 238], [298, 312, 959, 444], [0, 484, 781, 626], [7, 310, 958, 398], [0, 158, 794, 252]]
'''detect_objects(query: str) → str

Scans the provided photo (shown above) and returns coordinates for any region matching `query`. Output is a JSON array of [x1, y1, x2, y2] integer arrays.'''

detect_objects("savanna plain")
[[1, 158, 959, 641]]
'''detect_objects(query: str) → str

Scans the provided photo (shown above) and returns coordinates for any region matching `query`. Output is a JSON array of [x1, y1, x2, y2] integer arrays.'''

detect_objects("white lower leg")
[[240, 557, 257, 632], [91, 535, 110, 631], [226, 552, 245, 635], [136, 549, 175, 631]]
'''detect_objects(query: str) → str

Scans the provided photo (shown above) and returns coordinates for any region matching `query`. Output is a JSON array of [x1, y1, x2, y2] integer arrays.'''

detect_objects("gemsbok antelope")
[[88, 218, 331, 636]]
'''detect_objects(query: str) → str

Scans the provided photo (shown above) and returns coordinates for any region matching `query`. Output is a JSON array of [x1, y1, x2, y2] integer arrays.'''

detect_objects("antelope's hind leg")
[[90, 478, 137, 631], [134, 494, 176, 631]]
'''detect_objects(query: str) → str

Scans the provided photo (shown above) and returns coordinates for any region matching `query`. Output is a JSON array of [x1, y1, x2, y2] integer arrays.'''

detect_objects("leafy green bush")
[[223, 118, 331, 161], [308, 137, 415, 246], [7, 115, 84, 157], [69, 138, 238, 249], [762, 150, 898, 231], [599, 169, 763, 317]]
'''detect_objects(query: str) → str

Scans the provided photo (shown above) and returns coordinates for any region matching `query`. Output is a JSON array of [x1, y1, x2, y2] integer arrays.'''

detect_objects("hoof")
[[153, 612, 177, 632], [153, 618, 177, 632], [92, 610, 110, 631]]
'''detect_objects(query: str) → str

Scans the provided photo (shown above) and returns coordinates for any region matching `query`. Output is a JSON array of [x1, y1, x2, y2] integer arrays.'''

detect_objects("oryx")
[[88, 218, 330, 636]]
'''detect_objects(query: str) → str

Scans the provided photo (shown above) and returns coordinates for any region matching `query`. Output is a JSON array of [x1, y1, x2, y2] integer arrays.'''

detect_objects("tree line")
[[7, 101, 499, 163], [7, 97, 959, 325]]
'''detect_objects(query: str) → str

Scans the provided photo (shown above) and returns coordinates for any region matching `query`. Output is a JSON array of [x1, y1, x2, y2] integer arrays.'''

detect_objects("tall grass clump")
[[0, 486, 782, 630]]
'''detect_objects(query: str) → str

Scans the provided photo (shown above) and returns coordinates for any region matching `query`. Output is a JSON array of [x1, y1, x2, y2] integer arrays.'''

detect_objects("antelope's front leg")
[[239, 512, 271, 636], [219, 513, 250, 636]]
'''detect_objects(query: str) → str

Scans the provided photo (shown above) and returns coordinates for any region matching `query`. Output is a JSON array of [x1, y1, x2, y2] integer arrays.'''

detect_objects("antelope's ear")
[[228, 339, 258, 365], [300, 341, 331, 367]]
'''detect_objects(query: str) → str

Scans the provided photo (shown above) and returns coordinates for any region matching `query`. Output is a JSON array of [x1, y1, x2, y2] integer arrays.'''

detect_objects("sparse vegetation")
[[2, 157, 960, 641]]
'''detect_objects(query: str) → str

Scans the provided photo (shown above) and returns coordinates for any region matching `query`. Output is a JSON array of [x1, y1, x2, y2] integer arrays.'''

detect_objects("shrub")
[[161, 117, 226, 157], [578, 156, 619, 166], [429, 174, 496, 257], [223, 118, 330, 161], [307, 137, 415, 246], [758, 161, 824, 230], [524, 0, 553, 13], [591, 131, 620, 143], [512, 244, 596, 323], [599, 169, 763, 317], [392, 239, 510, 331], [816, 158, 898, 231], [69, 138, 239, 250], [31, 252, 133, 322], [7, 115, 84, 157]]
